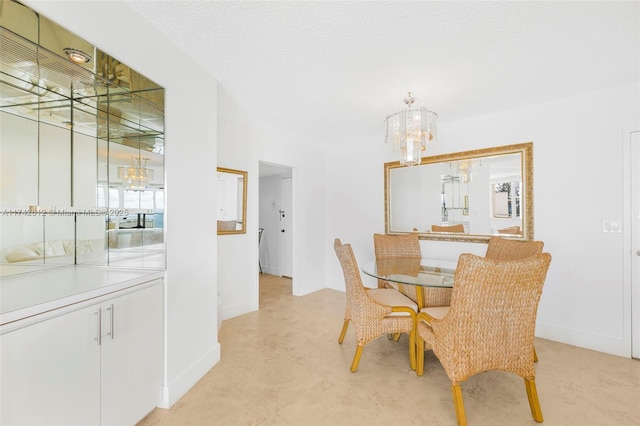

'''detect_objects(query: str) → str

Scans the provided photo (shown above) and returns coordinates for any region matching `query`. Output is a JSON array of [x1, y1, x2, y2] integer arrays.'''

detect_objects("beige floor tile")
[[139, 274, 640, 426]]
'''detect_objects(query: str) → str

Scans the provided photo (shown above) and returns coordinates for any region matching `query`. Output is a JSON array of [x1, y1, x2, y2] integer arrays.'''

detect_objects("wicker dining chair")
[[334, 239, 418, 372], [373, 233, 421, 290], [416, 253, 552, 426], [484, 236, 544, 260], [431, 224, 465, 233], [373, 233, 451, 308], [497, 225, 522, 235], [485, 236, 545, 362]]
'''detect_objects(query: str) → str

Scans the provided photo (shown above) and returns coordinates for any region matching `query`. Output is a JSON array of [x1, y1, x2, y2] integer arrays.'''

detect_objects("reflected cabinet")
[[0, 0, 165, 274], [385, 142, 534, 242]]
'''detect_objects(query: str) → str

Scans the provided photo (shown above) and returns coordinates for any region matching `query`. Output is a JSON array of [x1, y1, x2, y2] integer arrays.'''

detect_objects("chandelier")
[[117, 156, 154, 190], [450, 159, 481, 183], [385, 92, 438, 166]]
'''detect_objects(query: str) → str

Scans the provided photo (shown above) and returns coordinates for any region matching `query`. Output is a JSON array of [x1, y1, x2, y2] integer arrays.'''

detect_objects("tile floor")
[[139, 274, 640, 426]]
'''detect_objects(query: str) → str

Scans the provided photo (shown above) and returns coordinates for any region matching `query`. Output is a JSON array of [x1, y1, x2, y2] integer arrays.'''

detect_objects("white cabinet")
[[101, 282, 163, 425], [0, 304, 101, 425], [0, 281, 163, 426]]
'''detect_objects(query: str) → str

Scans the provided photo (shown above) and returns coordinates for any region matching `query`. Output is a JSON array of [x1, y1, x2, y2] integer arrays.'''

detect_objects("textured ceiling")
[[124, 1, 639, 146]]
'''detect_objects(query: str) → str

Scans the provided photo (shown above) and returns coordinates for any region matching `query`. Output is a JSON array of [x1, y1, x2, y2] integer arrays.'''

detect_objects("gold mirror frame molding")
[[384, 142, 534, 243], [217, 167, 248, 235]]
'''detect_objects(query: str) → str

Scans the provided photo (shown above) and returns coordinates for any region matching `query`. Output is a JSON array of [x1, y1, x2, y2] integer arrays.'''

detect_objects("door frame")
[[279, 176, 293, 278], [258, 161, 295, 292], [623, 129, 640, 359]]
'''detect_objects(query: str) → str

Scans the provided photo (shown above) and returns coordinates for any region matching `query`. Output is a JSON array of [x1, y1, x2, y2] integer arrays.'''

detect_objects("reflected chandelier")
[[385, 92, 438, 166], [451, 159, 481, 183], [118, 156, 154, 190]]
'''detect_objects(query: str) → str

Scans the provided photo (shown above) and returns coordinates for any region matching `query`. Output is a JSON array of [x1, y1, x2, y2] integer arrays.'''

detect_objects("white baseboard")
[[159, 343, 221, 408], [326, 278, 345, 292], [222, 299, 258, 320], [536, 322, 627, 357], [260, 264, 279, 276]]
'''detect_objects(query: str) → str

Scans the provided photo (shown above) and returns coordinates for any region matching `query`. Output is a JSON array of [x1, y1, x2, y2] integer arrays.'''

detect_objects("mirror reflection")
[[217, 168, 247, 234], [0, 1, 165, 275], [385, 143, 533, 242]]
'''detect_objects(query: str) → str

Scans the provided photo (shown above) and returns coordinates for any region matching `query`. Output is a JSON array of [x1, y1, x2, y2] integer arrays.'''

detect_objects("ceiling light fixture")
[[385, 92, 438, 166], [451, 159, 481, 183], [118, 156, 154, 190], [63, 47, 92, 64]]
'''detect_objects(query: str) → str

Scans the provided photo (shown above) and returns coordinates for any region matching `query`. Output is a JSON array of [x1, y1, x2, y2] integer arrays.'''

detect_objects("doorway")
[[258, 161, 293, 283]]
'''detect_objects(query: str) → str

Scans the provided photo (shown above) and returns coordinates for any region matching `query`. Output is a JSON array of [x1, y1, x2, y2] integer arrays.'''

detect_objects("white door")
[[280, 177, 293, 277], [631, 131, 640, 359]]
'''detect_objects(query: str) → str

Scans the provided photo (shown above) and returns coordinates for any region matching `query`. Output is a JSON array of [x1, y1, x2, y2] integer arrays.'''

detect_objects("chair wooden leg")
[[533, 346, 539, 362], [416, 335, 425, 376], [408, 330, 416, 371], [338, 320, 349, 344], [525, 378, 544, 422], [350, 345, 364, 373], [451, 383, 467, 426], [393, 333, 401, 341]]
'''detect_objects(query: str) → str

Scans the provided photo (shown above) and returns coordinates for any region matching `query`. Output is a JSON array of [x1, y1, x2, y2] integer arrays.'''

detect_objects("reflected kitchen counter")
[[108, 228, 164, 249]]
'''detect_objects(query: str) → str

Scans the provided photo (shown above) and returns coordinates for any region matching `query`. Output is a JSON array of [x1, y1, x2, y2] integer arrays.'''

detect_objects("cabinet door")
[[0, 306, 101, 425], [100, 282, 163, 426]]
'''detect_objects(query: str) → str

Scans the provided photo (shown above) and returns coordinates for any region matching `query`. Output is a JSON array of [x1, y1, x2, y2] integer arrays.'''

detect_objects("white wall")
[[26, 0, 220, 407], [216, 85, 328, 321], [326, 82, 640, 357]]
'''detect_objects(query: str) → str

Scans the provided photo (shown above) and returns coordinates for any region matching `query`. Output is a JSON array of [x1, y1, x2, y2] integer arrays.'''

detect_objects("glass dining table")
[[361, 258, 456, 309]]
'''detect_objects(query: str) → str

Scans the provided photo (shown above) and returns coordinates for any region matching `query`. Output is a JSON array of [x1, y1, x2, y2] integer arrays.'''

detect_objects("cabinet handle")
[[94, 309, 101, 346], [106, 304, 115, 340]]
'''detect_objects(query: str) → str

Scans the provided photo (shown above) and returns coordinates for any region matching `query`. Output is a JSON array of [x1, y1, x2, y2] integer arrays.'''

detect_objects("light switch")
[[610, 220, 622, 233], [602, 219, 622, 233]]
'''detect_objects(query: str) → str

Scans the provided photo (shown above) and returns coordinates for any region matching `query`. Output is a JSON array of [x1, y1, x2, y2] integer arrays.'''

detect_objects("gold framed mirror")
[[217, 167, 247, 235], [384, 142, 533, 243]]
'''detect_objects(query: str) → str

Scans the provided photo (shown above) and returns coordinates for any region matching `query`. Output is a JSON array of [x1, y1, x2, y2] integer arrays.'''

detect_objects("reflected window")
[[139, 191, 154, 209], [155, 190, 164, 210], [492, 181, 521, 219], [121, 188, 163, 210], [98, 185, 106, 208], [123, 190, 140, 209], [109, 188, 120, 208]]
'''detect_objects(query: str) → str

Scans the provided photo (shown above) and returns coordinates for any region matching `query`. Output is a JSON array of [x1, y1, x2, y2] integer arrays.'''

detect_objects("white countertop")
[[0, 265, 164, 325]]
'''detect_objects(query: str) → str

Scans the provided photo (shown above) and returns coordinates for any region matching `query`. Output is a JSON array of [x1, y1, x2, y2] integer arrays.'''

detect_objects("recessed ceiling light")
[[63, 48, 91, 64]]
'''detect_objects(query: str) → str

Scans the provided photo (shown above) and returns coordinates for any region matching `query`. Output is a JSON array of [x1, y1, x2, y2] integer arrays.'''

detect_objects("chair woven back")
[[484, 236, 544, 260], [497, 225, 521, 235], [373, 233, 450, 307], [431, 224, 465, 233], [373, 233, 421, 259], [430, 253, 551, 383]]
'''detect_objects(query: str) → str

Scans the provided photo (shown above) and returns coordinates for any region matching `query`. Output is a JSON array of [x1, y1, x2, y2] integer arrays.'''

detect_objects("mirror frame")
[[217, 167, 248, 235], [384, 142, 534, 243]]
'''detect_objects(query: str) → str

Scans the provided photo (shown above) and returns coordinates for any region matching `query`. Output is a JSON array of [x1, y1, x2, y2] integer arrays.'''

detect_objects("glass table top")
[[361, 258, 455, 288]]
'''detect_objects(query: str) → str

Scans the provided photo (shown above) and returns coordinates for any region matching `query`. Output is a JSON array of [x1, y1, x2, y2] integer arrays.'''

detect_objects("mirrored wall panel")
[[0, 0, 165, 275]]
